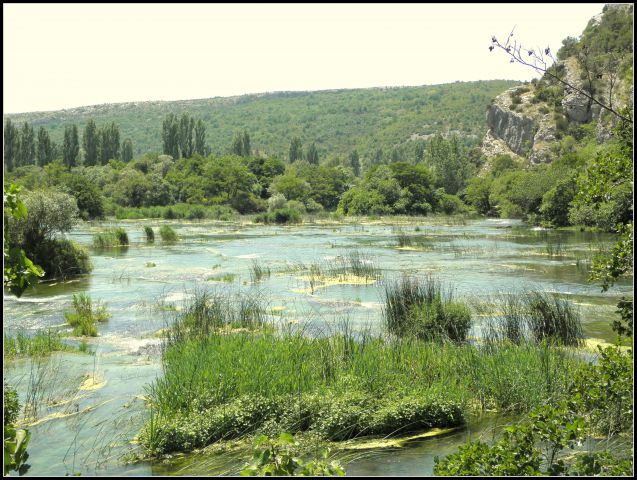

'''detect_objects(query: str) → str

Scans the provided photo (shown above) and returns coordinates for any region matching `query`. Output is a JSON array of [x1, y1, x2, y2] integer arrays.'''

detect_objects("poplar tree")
[[242, 130, 251, 157], [82, 119, 99, 166], [306, 142, 319, 165], [18, 122, 35, 167], [63, 124, 79, 169], [121, 138, 134, 163], [3, 119, 18, 171], [289, 136, 303, 162], [194, 119, 206, 156], [349, 150, 361, 177], [232, 133, 244, 156], [179, 114, 194, 158], [36, 127, 54, 166], [99, 122, 120, 164], [162, 114, 180, 159]]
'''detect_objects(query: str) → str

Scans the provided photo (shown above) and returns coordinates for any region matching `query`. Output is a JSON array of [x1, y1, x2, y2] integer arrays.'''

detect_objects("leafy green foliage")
[[539, 176, 577, 227], [3, 184, 45, 296], [241, 433, 345, 477], [337, 163, 445, 216], [3, 383, 30, 476], [4, 424, 31, 476], [569, 345, 633, 436], [4, 383, 20, 427], [434, 346, 633, 476]]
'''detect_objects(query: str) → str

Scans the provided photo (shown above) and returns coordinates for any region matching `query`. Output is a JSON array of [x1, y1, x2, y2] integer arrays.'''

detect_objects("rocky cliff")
[[480, 3, 633, 168]]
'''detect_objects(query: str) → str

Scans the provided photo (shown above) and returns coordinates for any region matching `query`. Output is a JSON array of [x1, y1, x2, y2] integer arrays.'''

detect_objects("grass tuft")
[[63, 293, 111, 337]]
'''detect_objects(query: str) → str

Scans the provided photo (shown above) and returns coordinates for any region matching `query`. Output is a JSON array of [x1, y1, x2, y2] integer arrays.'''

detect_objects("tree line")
[[3, 119, 134, 171]]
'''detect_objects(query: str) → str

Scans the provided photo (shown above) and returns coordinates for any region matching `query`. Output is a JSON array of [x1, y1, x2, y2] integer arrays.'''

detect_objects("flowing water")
[[4, 218, 632, 476]]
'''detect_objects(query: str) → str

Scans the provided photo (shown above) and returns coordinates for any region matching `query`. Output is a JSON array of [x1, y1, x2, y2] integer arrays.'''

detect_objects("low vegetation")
[[143, 226, 155, 242], [250, 260, 271, 283], [481, 291, 583, 346], [382, 275, 472, 342], [241, 433, 345, 476], [159, 225, 178, 243], [63, 293, 111, 336], [435, 346, 633, 476], [93, 227, 129, 248], [4, 382, 31, 476], [138, 287, 580, 456], [4, 330, 80, 359]]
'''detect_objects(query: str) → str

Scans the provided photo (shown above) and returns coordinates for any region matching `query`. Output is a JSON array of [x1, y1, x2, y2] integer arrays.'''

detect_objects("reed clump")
[[64, 293, 111, 337], [93, 227, 129, 248], [382, 275, 472, 342], [166, 289, 268, 345], [482, 291, 582, 347], [159, 225, 178, 243], [250, 260, 271, 283], [143, 226, 155, 242]]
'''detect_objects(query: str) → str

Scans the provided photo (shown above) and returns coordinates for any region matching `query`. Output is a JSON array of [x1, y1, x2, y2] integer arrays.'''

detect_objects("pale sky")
[[4, 3, 606, 114]]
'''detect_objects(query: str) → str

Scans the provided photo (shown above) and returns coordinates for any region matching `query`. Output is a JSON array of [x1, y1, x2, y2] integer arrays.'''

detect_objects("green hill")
[[5, 80, 517, 161]]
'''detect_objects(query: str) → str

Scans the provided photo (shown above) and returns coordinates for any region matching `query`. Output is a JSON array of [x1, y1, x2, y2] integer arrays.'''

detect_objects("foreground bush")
[[5, 189, 90, 281], [3, 382, 30, 476], [241, 433, 345, 476], [30, 239, 92, 280], [4, 383, 20, 426], [434, 346, 633, 476]]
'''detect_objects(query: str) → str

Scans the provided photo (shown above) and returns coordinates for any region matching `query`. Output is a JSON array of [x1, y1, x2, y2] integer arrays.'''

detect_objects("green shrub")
[[570, 346, 632, 436], [31, 239, 92, 280], [435, 346, 633, 476], [159, 225, 178, 242], [312, 392, 373, 440], [540, 177, 577, 227], [370, 394, 463, 436], [439, 194, 466, 215]]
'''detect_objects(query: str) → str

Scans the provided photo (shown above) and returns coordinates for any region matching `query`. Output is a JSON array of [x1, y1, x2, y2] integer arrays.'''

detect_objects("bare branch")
[[489, 32, 632, 123]]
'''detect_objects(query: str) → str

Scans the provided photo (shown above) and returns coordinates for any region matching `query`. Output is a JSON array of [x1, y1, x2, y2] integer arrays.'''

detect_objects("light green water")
[[3, 218, 632, 476]]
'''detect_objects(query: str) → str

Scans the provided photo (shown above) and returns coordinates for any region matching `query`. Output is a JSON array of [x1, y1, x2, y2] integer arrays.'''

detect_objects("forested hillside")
[[5, 80, 515, 161]]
